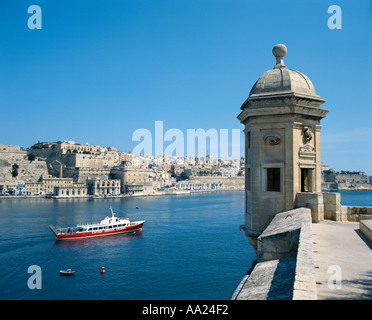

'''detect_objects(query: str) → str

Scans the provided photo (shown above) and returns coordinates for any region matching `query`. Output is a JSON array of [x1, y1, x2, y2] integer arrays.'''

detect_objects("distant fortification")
[[322, 167, 372, 191], [0, 144, 48, 187]]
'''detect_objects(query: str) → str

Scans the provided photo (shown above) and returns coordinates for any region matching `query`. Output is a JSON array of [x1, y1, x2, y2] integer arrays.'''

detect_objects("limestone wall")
[[295, 192, 324, 223], [0, 144, 27, 158], [360, 220, 372, 243], [295, 192, 372, 222], [233, 208, 316, 300], [340, 206, 372, 222], [323, 192, 342, 220], [28, 148, 119, 177], [0, 156, 48, 184]]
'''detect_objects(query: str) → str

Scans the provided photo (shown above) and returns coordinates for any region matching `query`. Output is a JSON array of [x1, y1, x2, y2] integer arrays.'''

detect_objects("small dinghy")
[[60, 269, 75, 276]]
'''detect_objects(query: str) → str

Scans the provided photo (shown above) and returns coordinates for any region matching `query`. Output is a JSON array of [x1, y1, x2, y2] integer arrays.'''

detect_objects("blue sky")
[[0, 0, 371, 174]]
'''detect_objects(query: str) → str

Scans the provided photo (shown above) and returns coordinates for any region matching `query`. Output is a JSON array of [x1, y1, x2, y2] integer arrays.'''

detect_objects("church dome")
[[248, 44, 317, 98]]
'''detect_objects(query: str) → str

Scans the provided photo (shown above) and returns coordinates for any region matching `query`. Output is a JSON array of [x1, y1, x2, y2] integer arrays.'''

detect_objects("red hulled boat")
[[49, 207, 145, 240]]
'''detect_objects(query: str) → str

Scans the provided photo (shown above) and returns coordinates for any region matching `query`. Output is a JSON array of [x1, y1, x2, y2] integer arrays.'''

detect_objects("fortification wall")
[[27, 148, 118, 177], [340, 206, 372, 221], [322, 171, 372, 191], [0, 156, 48, 184], [232, 208, 316, 300]]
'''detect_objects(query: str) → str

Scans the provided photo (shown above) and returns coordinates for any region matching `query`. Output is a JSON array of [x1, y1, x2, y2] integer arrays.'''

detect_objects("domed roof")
[[248, 44, 318, 98], [249, 68, 316, 96]]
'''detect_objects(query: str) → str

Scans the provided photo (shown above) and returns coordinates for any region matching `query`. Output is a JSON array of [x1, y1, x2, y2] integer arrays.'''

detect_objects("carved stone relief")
[[263, 132, 281, 145]]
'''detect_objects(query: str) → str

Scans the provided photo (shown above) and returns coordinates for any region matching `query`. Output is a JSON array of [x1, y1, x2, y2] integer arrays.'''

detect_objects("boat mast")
[[110, 206, 115, 217]]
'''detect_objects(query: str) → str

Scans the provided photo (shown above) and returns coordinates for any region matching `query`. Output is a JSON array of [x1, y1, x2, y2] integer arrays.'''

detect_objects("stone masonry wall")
[[232, 208, 316, 300], [0, 156, 48, 184]]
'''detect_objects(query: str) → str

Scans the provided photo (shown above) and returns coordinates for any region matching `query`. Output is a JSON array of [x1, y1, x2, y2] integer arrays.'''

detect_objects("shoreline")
[[0, 188, 244, 200], [2, 188, 371, 201]]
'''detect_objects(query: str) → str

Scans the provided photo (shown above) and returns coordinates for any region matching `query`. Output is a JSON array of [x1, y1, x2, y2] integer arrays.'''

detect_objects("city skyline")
[[0, 0, 371, 174]]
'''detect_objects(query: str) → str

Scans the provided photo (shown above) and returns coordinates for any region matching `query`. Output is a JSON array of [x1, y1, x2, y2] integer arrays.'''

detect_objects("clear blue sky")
[[0, 0, 371, 174]]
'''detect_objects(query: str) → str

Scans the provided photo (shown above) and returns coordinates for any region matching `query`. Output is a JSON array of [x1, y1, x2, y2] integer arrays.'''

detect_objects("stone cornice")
[[238, 104, 329, 124], [241, 91, 325, 110]]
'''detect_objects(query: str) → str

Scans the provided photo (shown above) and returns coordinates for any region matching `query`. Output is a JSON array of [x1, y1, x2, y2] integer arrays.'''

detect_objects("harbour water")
[[1, 190, 371, 300], [338, 190, 372, 207], [0, 191, 254, 300]]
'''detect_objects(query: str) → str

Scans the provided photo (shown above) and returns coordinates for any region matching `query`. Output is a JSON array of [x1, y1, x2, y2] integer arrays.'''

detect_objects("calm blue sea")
[[338, 190, 372, 207], [0, 191, 255, 300], [1, 190, 370, 300]]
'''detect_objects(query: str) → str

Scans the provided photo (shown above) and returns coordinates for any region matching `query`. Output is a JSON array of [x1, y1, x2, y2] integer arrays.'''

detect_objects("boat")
[[49, 206, 145, 240], [60, 269, 75, 276]]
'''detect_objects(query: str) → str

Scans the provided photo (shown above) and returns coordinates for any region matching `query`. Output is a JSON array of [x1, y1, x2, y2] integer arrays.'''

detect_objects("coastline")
[[0, 188, 244, 200], [2, 188, 371, 201]]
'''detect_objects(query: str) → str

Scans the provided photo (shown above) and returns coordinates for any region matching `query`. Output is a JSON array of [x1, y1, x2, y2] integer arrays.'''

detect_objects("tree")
[[28, 154, 36, 162], [11, 164, 19, 178], [180, 171, 189, 181]]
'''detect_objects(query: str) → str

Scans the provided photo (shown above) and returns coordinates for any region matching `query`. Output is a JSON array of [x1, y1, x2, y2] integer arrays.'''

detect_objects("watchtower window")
[[267, 168, 280, 192], [301, 168, 313, 192]]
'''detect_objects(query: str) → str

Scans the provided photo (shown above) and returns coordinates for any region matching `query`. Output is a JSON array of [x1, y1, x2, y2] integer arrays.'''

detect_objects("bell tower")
[[238, 44, 329, 248]]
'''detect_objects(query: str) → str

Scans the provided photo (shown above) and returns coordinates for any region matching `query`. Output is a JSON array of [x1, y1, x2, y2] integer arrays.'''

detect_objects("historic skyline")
[[0, 0, 371, 174]]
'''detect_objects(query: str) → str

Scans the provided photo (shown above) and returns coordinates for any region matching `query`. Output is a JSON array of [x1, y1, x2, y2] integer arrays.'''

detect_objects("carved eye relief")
[[263, 133, 281, 145]]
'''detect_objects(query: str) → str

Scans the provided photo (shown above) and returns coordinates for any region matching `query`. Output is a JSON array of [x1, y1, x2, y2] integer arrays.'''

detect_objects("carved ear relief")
[[263, 132, 281, 145]]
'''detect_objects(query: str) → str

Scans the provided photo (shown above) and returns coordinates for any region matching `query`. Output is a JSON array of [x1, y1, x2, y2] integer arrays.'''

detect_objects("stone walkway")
[[312, 220, 372, 299]]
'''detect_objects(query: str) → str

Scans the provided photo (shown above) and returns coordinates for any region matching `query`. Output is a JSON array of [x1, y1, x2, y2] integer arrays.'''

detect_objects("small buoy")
[[100, 267, 106, 274]]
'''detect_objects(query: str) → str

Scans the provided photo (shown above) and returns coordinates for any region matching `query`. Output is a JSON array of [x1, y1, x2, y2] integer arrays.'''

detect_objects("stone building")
[[86, 178, 121, 195], [24, 182, 44, 195], [53, 183, 88, 198], [24, 175, 77, 195], [175, 176, 243, 191], [41, 175, 74, 194], [110, 165, 154, 194], [238, 44, 329, 248], [63, 167, 111, 183], [55, 141, 98, 154]]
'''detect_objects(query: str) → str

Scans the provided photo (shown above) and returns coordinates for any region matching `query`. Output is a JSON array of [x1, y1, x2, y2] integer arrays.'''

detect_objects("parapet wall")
[[232, 208, 316, 300], [360, 220, 372, 243], [296, 192, 372, 222], [341, 206, 372, 221]]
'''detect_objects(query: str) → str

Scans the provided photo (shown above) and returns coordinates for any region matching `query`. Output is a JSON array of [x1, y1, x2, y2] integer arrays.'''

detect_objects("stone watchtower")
[[238, 44, 329, 249]]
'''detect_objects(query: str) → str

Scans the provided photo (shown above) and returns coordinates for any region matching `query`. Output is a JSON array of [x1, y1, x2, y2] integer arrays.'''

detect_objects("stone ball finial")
[[272, 44, 287, 58], [272, 44, 287, 69]]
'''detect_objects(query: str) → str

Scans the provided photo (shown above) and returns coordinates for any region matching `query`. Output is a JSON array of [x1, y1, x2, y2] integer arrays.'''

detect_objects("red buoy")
[[100, 267, 106, 274]]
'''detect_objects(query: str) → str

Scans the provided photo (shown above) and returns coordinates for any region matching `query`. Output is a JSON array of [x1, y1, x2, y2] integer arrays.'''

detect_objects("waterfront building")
[[41, 175, 74, 194], [53, 184, 88, 198], [86, 178, 121, 195], [25, 182, 44, 195], [176, 181, 223, 191], [238, 44, 329, 247], [175, 176, 243, 191]]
